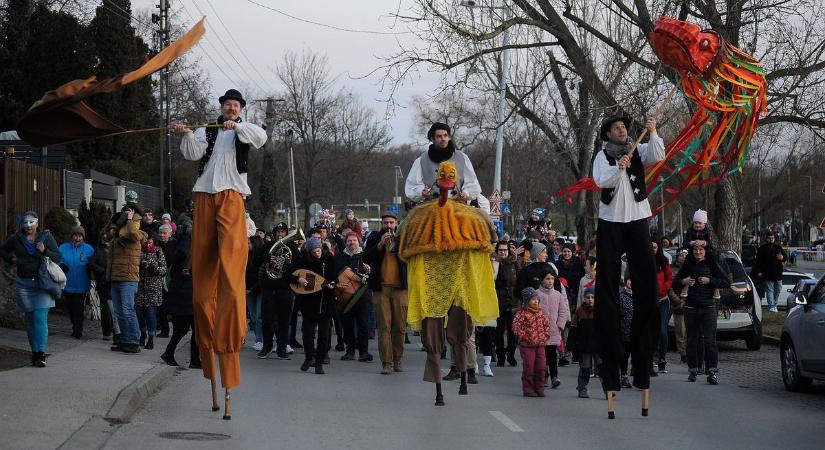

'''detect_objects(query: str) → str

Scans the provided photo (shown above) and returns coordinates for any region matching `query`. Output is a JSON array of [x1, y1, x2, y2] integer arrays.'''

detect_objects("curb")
[[762, 335, 780, 346], [104, 363, 177, 424]]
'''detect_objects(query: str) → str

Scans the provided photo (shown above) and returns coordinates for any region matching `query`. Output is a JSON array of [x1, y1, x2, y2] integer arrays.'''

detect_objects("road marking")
[[489, 411, 524, 432]]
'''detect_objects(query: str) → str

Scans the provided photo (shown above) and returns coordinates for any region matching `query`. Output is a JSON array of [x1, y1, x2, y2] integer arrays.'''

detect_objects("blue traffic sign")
[[493, 220, 504, 238], [501, 203, 511, 215], [389, 204, 399, 214]]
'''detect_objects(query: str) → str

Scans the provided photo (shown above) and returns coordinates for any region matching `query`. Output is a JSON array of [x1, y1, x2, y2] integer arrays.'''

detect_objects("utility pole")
[[154, 0, 171, 210]]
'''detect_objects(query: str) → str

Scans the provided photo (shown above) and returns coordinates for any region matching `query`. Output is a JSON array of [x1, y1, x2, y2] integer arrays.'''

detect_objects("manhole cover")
[[157, 432, 231, 441]]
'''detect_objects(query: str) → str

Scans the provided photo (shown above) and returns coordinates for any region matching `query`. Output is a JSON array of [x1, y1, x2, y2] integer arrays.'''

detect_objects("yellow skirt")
[[406, 250, 499, 331]]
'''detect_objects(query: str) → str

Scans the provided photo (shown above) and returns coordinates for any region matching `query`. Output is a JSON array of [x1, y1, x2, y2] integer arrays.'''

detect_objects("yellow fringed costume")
[[399, 161, 499, 330]]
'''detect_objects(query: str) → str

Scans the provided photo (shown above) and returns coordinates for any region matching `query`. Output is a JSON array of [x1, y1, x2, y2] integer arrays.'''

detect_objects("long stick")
[[626, 84, 680, 159], [119, 123, 223, 135]]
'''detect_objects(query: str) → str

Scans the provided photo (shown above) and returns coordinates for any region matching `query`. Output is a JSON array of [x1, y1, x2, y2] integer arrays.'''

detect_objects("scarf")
[[527, 302, 541, 314], [604, 138, 634, 160], [21, 234, 37, 255], [427, 140, 456, 163]]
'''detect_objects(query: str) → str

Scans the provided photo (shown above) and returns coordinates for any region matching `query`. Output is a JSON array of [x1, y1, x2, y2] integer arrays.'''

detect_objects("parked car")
[[785, 279, 819, 311], [780, 274, 825, 391], [746, 269, 816, 308], [670, 250, 763, 351]]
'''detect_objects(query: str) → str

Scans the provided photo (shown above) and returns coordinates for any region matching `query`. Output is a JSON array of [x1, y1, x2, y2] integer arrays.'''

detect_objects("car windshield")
[[722, 257, 748, 283], [782, 274, 804, 285]]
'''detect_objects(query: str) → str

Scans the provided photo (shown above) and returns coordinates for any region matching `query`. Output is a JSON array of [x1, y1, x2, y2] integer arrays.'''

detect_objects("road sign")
[[490, 202, 501, 219], [489, 189, 503, 203], [502, 190, 511, 200], [389, 204, 399, 214], [493, 220, 504, 238], [501, 203, 511, 215], [308, 203, 323, 216]]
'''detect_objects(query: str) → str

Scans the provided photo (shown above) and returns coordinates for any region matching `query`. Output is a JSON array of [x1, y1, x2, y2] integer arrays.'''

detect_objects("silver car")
[[780, 274, 825, 391]]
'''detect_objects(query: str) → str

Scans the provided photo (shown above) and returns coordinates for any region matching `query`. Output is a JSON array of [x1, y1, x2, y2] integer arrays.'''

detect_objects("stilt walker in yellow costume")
[[399, 160, 498, 406]]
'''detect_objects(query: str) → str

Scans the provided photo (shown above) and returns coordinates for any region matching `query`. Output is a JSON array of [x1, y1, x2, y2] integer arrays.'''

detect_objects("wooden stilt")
[[607, 390, 615, 419], [642, 388, 650, 416], [210, 379, 220, 411], [222, 388, 232, 420]]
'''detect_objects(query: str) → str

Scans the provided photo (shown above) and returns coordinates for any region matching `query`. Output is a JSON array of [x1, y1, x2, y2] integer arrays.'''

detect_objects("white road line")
[[488, 410, 524, 432]]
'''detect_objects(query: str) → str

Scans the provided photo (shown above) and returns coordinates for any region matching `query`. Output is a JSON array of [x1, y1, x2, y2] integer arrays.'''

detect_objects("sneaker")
[[577, 387, 589, 398], [102, 334, 112, 341], [161, 352, 179, 366], [523, 392, 539, 398], [621, 375, 632, 388], [257, 348, 270, 359], [536, 390, 546, 397], [358, 352, 373, 362], [558, 356, 570, 367], [443, 366, 460, 381], [688, 372, 697, 382], [285, 345, 295, 354], [482, 365, 494, 377], [253, 342, 263, 351], [657, 360, 667, 374], [341, 351, 356, 361], [381, 364, 392, 375], [551, 377, 561, 388], [275, 351, 291, 360], [121, 344, 141, 354], [335, 342, 345, 352], [707, 370, 719, 385], [507, 354, 518, 367], [300, 358, 314, 372], [769, 307, 779, 313], [393, 361, 404, 372]]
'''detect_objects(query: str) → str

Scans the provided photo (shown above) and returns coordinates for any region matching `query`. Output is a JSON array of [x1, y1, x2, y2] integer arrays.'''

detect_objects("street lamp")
[[800, 175, 813, 244], [461, 0, 511, 193], [393, 166, 404, 205]]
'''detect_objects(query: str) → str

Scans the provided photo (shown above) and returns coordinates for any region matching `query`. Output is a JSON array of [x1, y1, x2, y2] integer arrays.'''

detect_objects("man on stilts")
[[173, 89, 267, 419], [401, 123, 497, 406], [593, 115, 664, 419]]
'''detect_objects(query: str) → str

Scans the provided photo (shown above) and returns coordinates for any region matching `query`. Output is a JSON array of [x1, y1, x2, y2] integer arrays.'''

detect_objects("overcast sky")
[[133, 0, 437, 145]]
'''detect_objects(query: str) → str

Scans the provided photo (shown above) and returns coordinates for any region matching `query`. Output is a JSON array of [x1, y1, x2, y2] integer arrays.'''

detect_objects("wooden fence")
[[0, 158, 60, 239]]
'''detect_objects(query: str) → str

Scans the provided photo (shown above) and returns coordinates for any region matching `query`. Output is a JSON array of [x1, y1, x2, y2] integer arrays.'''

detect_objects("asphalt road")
[[104, 332, 825, 450]]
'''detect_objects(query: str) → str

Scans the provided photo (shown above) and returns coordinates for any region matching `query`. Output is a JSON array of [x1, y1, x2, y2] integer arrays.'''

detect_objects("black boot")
[[467, 368, 479, 384], [144, 336, 154, 350], [435, 383, 445, 406], [33, 352, 46, 368], [139, 332, 147, 348], [458, 372, 468, 395], [300, 357, 314, 372], [315, 357, 326, 375], [443, 366, 460, 381], [577, 368, 590, 398], [161, 351, 179, 366], [507, 353, 518, 367], [30, 352, 37, 367]]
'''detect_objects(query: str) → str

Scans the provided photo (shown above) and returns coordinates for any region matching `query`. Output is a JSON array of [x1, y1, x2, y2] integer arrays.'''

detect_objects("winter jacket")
[[334, 246, 368, 275], [556, 256, 585, 300], [570, 306, 597, 355], [166, 231, 194, 317], [512, 307, 550, 348], [673, 256, 730, 308], [363, 228, 407, 291], [753, 242, 786, 281], [136, 247, 167, 307], [107, 219, 147, 282], [681, 227, 713, 252], [59, 242, 95, 293], [537, 286, 569, 346], [0, 231, 62, 279], [289, 252, 338, 319], [515, 261, 556, 302], [493, 254, 518, 312], [656, 263, 673, 300]]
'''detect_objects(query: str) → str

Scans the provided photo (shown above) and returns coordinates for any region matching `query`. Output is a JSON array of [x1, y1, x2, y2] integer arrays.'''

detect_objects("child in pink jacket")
[[537, 270, 570, 389]]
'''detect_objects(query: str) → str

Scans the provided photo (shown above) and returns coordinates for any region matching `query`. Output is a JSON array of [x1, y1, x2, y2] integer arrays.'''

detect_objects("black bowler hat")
[[219, 89, 246, 108], [600, 115, 631, 141]]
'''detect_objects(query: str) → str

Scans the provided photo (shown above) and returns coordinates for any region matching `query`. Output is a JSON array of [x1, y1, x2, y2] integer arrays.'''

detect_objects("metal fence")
[[0, 158, 61, 239]]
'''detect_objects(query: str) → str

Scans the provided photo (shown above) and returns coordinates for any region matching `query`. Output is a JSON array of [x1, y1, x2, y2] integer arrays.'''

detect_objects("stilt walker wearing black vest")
[[592, 116, 665, 419]]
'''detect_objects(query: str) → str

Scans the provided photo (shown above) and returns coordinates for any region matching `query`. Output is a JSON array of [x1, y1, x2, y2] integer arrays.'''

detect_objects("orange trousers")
[[192, 190, 248, 388]]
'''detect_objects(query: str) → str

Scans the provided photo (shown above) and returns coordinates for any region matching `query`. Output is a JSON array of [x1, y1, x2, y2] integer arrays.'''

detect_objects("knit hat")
[[273, 221, 288, 232], [528, 242, 547, 262], [693, 209, 708, 224], [583, 287, 595, 298], [70, 225, 85, 238], [521, 287, 538, 303], [344, 208, 354, 215], [161, 213, 172, 221], [527, 230, 542, 240], [125, 190, 138, 203], [427, 122, 451, 140], [306, 237, 323, 251]]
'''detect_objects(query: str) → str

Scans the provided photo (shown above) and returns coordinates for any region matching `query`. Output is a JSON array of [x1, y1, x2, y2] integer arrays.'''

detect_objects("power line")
[[189, 1, 269, 97], [102, 0, 157, 34], [244, 0, 411, 35], [204, 0, 274, 92]]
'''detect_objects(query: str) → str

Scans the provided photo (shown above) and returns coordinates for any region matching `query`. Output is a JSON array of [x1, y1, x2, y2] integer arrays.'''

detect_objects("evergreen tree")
[[0, 0, 32, 131]]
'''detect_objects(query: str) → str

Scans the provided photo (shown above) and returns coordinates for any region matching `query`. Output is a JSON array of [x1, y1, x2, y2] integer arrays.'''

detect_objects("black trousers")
[[595, 218, 659, 391], [478, 326, 495, 356], [156, 291, 170, 334], [494, 310, 516, 359], [261, 288, 294, 353], [332, 309, 344, 345], [621, 341, 631, 376], [544, 345, 559, 378], [63, 292, 86, 335], [164, 315, 199, 364], [343, 289, 371, 354], [289, 299, 301, 344], [300, 297, 332, 362], [685, 306, 718, 371]]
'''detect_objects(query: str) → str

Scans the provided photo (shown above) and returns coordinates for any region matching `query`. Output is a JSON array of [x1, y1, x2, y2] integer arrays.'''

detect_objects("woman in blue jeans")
[[0, 211, 62, 367], [673, 244, 730, 385]]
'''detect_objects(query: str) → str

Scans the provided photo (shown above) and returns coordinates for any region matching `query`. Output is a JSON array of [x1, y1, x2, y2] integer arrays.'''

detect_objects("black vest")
[[600, 149, 647, 205], [197, 116, 251, 177]]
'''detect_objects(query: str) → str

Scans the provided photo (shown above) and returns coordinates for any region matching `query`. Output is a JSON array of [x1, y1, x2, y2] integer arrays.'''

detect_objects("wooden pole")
[[642, 388, 650, 416], [607, 390, 615, 419], [210, 379, 219, 411]]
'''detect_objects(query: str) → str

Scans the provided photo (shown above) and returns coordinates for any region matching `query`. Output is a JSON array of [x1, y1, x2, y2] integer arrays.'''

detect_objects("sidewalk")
[[0, 315, 188, 450]]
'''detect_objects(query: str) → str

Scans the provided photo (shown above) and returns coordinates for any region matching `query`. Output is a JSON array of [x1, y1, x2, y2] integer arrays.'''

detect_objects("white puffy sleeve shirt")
[[404, 152, 483, 203], [592, 131, 665, 223], [179, 122, 267, 196]]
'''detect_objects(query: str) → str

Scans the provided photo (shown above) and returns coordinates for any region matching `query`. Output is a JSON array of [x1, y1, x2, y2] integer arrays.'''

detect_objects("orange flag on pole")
[[16, 18, 206, 147]]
